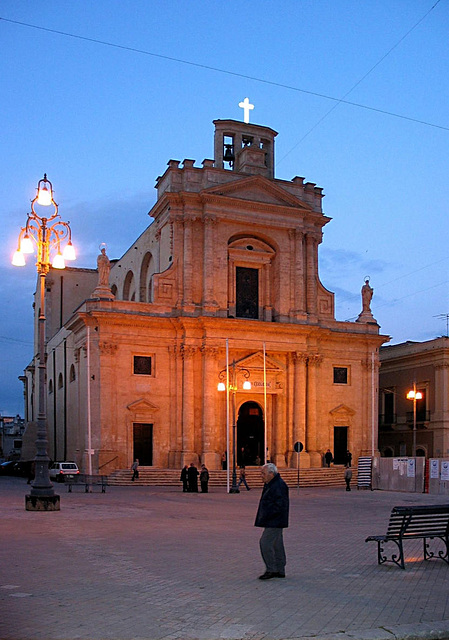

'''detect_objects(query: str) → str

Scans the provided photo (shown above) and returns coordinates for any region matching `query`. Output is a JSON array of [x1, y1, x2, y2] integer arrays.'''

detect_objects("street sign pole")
[[293, 441, 304, 490]]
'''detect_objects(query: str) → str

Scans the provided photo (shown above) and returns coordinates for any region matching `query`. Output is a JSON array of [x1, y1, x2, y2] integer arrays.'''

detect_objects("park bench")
[[65, 474, 108, 493], [365, 504, 449, 569]]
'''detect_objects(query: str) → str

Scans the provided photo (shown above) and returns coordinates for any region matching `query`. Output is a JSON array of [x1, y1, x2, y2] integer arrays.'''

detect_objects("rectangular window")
[[416, 389, 427, 422], [333, 367, 348, 384], [133, 356, 152, 376], [236, 267, 259, 319], [384, 391, 395, 422]]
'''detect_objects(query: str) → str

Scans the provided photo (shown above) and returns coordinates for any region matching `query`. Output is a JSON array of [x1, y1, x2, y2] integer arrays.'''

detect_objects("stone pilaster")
[[290, 351, 308, 466], [201, 345, 219, 468], [182, 218, 197, 314], [294, 229, 306, 316], [203, 216, 218, 313], [306, 354, 322, 466], [360, 355, 379, 456], [306, 235, 318, 318], [181, 345, 198, 465]]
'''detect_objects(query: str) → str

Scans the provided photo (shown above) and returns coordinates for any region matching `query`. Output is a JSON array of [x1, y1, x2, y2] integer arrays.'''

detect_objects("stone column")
[[306, 354, 322, 466], [203, 216, 218, 313], [181, 345, 197, 465], [306, 235, 318, 317], [263, 262, 273, 321], [182, 219, 195, 314], [228, 256, 236, 317], [201, 345, 219, 468], [360, 355, 379, 457], [168, 345, 182, 468], [291, 351, 308, 466], [273, 392, 287, 468], [295, 229, 306, 315]]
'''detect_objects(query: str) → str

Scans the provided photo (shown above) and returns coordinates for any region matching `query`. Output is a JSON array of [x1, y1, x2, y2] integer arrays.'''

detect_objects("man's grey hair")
[[262, 462, 278, 475]]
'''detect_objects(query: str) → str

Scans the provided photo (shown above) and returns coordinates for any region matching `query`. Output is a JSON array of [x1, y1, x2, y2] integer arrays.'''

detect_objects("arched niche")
[[139, 252, 154, 302], [123, 270, 135, 301]]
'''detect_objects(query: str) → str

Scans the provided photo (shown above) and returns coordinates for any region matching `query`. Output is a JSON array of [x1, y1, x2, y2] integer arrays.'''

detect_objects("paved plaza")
[[1, 476, 449, 640]]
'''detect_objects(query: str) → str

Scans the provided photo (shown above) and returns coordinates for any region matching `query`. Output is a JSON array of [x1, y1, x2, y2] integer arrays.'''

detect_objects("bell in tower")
[[213, 119, 278, 179]]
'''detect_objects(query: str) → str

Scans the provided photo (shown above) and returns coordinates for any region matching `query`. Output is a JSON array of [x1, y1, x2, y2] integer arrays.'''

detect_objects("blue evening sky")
[[1, 0, 448, 415]]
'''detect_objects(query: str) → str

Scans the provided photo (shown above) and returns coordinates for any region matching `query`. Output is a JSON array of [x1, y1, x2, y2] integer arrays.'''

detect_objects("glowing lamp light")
[[407, 390, 423, 400], [52, 252, 65, 269], [20, 234, 34, 254], [217, 382, 226, 392], [63, 241, 76, 261], [243, 380, 251, 390], [37, 184, 52, 206], [12, 250, 26, 267]]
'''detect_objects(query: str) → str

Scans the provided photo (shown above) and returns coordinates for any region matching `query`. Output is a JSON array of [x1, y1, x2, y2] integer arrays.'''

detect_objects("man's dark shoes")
[[258, 570, 286, 579]]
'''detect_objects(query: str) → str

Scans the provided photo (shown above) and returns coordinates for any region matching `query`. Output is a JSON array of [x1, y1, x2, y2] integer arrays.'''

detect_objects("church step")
[[107, 466, 355, 488]]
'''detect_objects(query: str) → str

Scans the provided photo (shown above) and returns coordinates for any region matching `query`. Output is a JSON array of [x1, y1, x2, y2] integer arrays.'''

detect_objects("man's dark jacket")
[[254, 472, 289, 528]]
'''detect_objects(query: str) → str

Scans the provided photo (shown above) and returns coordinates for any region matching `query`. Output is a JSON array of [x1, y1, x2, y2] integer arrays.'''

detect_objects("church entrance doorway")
[[237, 401, 264, 466], [133, 423, 153, 466], [333, 426, 348, 465]]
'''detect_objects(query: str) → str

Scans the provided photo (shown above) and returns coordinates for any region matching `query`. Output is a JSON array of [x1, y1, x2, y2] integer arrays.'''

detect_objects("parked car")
[[0, 460, 30, 477], [49, 462, 80, 482]]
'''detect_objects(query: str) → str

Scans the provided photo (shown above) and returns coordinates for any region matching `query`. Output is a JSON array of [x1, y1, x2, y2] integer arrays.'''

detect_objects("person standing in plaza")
[[254, 462, 289, 580], [187, 462, 199, 492], [344, 467, 353, 491], [345, 450, 352, 467], [180, 465, 188, 492], [237, 465, 251, 491], [200, 464, 209, 493], [324, 449, 333, 467], [131, 458, 139, 481]]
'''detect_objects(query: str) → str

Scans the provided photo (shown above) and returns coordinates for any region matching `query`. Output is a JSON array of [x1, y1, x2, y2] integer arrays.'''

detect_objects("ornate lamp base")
[[25, 494, 60, 511]]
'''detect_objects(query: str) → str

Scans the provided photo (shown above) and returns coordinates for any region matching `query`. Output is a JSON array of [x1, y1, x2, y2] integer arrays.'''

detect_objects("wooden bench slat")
[[366, 504, 449, 569]]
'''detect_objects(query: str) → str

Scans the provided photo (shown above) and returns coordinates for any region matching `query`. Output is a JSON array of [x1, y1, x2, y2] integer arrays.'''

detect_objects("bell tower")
[[213, 119, 278, 179]]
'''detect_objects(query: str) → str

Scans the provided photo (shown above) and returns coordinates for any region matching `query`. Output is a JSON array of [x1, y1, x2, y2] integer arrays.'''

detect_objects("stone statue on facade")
[[97, 247, 111, 287], [92, 245, 115, 300], [356, 277, 376, 324]]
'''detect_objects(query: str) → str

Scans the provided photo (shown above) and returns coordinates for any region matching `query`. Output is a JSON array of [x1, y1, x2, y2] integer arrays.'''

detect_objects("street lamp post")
[[12, 175, 76, 511], [406, 382, 423, 457], [218, 360, 251, 494]]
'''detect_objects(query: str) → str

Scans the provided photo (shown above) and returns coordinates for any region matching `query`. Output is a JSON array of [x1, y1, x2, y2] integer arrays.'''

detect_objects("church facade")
[[22, 118, 388, 473]]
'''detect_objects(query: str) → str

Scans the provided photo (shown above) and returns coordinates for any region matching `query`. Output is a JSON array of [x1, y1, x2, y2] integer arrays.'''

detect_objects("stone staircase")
[[107, 466, 354, 488]]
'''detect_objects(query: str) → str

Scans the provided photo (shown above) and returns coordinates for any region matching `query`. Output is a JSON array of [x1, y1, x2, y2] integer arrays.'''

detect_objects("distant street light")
[[12, 174, 76, 511], [406, 383, 423, 457], [218, 360, 251, 493]]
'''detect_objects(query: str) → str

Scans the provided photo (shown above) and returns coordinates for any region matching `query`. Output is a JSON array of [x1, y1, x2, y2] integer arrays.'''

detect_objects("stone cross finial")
[[239, 97, 254, 123]]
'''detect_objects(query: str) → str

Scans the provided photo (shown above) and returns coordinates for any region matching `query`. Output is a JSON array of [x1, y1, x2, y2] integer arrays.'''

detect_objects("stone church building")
[[22, 117, 388, 474]]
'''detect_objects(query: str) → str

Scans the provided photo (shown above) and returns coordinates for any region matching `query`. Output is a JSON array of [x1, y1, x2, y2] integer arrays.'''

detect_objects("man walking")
[[254, 463, 289, 580]]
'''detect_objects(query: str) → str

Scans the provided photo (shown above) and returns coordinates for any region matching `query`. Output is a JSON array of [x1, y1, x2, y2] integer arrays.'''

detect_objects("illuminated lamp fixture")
[[36, 173, 53, 206], [12, 174, 76, 511]]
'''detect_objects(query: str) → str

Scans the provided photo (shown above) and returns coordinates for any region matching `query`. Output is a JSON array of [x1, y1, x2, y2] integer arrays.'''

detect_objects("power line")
[[1, 16, 448, 133], [277, 0, 442, 164], [334, 255, 449, 306]]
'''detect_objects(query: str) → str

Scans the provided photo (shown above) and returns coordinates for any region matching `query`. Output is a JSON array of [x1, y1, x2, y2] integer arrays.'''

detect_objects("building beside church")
[[379, 337, 449, 458], [21, 117, 388, 474]]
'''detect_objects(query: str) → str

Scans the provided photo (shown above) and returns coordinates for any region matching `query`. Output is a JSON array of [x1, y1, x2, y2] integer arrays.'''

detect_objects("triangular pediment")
[[203, 175, 311, 210], [329, 404, 356, 417], [126, 398, 160, 413], [237, 351, 284, 372]]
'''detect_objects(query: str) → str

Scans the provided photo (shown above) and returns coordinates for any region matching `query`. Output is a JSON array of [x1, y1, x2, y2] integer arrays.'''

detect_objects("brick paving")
[[1, 476, 449, 640]]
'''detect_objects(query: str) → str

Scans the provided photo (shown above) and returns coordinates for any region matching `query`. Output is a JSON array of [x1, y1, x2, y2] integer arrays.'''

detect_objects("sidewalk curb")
[[289, 620, 449, 640]]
